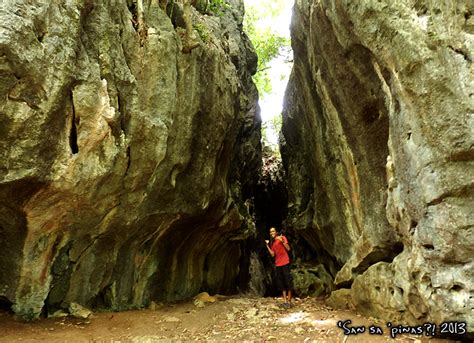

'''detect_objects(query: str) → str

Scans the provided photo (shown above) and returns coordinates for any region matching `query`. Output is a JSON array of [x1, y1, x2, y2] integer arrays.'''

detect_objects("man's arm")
[[265, 241, 275, 257], [278, 236, 290, 251]]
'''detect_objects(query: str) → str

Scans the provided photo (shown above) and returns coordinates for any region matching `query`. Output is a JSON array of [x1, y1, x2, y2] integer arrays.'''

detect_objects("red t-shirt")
[[270, 236, 290, 267]]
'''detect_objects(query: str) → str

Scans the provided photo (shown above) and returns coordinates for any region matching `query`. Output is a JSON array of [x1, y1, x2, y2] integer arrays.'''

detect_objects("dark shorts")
[[275, 264, 293, 291]]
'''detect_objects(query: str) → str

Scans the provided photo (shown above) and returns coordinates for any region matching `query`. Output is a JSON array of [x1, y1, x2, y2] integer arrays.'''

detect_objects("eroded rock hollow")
[[282, 0, 473, 335], [0, 0, 261, 319]]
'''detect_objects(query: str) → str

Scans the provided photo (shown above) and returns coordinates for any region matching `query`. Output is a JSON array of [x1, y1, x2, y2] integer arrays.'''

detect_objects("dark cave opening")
[[254, 155, 288, 234], [0, 296, 13, 313], [239, 146, 341, 299], [242, 150, 337, 299], [249, 152, 290, 297]]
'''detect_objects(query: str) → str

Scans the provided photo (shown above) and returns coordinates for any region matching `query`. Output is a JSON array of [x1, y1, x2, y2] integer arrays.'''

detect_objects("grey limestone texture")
[[282, 0, 473, 333], [0, 0, 261, 319]]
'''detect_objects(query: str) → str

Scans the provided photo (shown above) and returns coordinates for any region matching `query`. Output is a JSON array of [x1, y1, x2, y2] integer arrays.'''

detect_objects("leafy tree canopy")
[[243, 0, 291, 98]]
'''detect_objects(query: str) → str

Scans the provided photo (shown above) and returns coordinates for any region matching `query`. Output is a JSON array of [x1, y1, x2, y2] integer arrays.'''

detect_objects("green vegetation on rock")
[[193, 0, 230, 16], [208, 0, 231, 16], [194, 22, 210, 43]]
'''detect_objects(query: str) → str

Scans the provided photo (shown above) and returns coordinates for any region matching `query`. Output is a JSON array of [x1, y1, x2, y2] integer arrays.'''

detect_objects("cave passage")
[[247, 0, 293, 246], [241, 1, 334, 299], [251, 154, 289, 297]]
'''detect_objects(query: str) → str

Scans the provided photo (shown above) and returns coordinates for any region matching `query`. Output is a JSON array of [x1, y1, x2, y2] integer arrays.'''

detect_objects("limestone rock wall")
[[283, 0, 473, 331], [0, 0, 260, 319]]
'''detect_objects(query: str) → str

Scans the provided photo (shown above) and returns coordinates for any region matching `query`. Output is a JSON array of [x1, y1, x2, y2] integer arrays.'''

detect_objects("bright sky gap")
[[243, 0, 294, 147]]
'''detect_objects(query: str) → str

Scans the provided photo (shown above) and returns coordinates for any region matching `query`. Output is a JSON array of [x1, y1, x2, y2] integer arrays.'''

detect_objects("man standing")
[[265, 227, 293, 308]]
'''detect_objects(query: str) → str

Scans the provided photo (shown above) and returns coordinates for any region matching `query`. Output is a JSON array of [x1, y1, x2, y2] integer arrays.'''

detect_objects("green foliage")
[[255, 34, 290, 96], [243, 0, 291, 151], [194, 22, 210, 43], [261, 113, 283, 153], [261, 114, 282, 138], [269, 113, 282, 134], [243, 0, 291, 98], [208, 0, 231, 16]]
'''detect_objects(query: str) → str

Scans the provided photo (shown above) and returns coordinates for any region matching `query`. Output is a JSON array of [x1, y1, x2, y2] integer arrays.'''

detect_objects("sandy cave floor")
[[0, 296, 460, 342]]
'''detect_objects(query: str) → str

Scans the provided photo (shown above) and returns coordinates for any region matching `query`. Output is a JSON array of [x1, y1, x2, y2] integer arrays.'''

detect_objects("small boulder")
[[291, 264, 333, 297], [193, 299, 205, 308], [49, 310, 68, 318], [194, 291, 217, 303], [69, 302, 92, 319], [326, 289, 354, 310], [148, 301, 163, 310]]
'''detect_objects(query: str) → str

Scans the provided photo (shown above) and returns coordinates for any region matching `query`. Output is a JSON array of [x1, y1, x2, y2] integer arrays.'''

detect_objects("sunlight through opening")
[[243, 0, 293, 153]]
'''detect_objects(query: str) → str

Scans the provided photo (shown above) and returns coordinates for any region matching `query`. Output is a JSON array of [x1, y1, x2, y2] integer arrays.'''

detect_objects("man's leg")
[[284, 265, 293, 306], [275, 267, 285, 304]]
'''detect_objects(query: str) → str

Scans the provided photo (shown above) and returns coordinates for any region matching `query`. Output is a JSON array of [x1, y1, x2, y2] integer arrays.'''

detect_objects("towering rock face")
[[283, 0, 473, 332], [0, 0, 260, 319]]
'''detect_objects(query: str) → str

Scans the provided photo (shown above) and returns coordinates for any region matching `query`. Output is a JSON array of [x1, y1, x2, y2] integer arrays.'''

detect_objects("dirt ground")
[[0, 296, 461, 342]]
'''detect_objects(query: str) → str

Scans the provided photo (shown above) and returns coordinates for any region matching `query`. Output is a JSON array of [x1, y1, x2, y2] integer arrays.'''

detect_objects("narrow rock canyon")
[[0, 0, 472, 339]]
